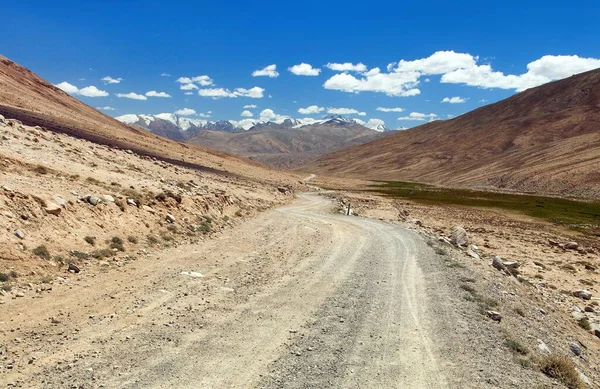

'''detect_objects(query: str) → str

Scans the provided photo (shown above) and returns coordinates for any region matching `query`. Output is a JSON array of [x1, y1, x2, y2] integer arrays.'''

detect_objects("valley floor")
[[0, 193, 574, 388]]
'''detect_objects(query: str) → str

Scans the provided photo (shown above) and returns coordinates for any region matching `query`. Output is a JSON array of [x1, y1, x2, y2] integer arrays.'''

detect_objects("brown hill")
[[0, 55, 288, 184], [187, 123, 385, 169], [302, 68, 600, 198]]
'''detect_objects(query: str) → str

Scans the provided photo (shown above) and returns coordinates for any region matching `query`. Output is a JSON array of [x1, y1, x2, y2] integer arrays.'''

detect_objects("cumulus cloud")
[[288, 63, 321, 76], [327, 107, 366, 116], [252, 64, 279, 78], [177, 75, 213, 87], [180, 83, 198, 90], [241, 110, 253, 117], [101, 76, 123, 84], [259, 109, 289, 122], [244, 104, 257, 109], [323, 71, 421, 97], [198, 87, 264, 99], [145, 91, 172, 98], [116, 92, 147, 100], [324, 51, 600, 96], [441, 96, 466, 103], [174, 108, 196, 116], [298, 105, 324, 115], [398, 112, 438, 121], [325, 62, 367, 72], [96, 106, 115, 111], [376, 107, 404, 112], [55, 82, 109, 97]]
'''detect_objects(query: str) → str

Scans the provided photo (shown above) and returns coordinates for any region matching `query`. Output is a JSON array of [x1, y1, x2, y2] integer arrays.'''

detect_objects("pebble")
[[14, 230, 25, 239]]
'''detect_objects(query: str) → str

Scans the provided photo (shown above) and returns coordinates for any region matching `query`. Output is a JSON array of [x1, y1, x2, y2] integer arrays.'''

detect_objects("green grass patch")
[[370, 181, 600, 235]]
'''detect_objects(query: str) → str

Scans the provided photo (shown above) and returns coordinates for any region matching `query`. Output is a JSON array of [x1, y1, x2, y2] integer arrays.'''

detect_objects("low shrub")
[[33, 245, 50, 260]]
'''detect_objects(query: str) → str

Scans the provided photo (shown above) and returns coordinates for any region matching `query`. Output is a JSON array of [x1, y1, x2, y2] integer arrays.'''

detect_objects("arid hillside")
[[0, 55, 289, 184], [187, 123, 384, 169], [303, 68, 600, 198]]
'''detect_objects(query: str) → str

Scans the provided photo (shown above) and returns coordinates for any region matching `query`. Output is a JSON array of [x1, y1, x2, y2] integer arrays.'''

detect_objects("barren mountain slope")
[[303, 68, 600, 198], [0, 55, 288, 184], [187, 124, 385, 168]]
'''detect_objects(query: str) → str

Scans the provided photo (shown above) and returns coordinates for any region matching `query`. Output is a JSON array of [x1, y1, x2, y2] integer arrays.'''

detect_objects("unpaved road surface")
[[2, 193, 475, 388]]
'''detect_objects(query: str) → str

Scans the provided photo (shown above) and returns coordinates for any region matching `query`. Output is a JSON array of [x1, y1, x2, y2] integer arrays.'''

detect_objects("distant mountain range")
[[116, 113, 392, 140], [116, 113, 390, 168]]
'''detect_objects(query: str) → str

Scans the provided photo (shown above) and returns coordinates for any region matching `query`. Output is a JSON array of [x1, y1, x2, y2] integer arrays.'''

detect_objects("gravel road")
[[2, 193, 475, 388]]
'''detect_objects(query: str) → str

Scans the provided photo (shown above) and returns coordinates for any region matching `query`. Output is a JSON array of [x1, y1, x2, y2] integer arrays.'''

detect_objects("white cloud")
[[244, 104, 257, 109], [161, 73, 171, 77], [396, 51, 478, 74], [325, 62, 367, 72], [241, 110, 253, 117], [288, 63, 321, 76], [174, 108, 196, 116], [234, 87, 264, 98], [198, 112, 211, 118], [116, 92, 147, 100], [298, 105, 324, 115], [176, 77, 192, 84], [184, 92, 194, 95], [323, 71, 421, 97], [96, 106, 115, 111], [365, 118, 386, 130], [441, 96, 466, 103], [376, 107, 404, 112], [55, 81, 79, 94], [101, 76, 123, 84], [259, 109, 289, 122], [398, 112, 438, 121], [145, 91, 172, 98], [252, 64, 279, 78], [180, 83, 198, 90], [198, 87, 264, 99], [327, 107, 366, 116], [191, 75, 213, 86], [55, 82, 109, 97]]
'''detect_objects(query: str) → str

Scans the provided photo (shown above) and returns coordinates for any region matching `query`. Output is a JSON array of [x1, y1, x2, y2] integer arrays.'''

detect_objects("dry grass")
[[538, 355, 584, 389], [32, 245, 50, 260]]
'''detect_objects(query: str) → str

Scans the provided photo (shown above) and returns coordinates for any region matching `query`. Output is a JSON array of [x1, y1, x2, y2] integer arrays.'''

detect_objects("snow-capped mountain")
[[116, 113, 391, 142]]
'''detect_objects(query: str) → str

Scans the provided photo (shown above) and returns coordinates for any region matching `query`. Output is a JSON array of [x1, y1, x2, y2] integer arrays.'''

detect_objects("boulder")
[[142, 205, 155, 214], [87, 196, 102, 206], [486, 311, 502, 322], [568, 341, 582, 356], [573, 290, 592, 300], [44, 203, 62, 215], [492, 256, 506, 271], [564, 242, 579, 250], [450, 226, 468, 247], [68, 263, 80, 273]]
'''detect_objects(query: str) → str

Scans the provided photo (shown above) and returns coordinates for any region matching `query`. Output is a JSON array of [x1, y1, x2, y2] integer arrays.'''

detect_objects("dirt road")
[[2, 193, 461, 388]]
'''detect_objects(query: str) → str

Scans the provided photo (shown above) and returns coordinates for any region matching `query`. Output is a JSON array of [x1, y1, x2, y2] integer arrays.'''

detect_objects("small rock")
[[15, 292, 25, 298], [492, 256, 506, 271], [53, 195, 67, 207], [87, 196, 102, 206], [486, 311, 502, 322], [142, 205, 155, 214], [127, 199, 137, 207], [166, 214, 176, 223], [584, 305, 595, 313], [102, 195, 115, 202], [450, 226, 468, 247], [277, 187, 288, 194], [68, 263, 80, 273], [503, 261, 520, 269], [538, 340, 551, 354], [568, 341, 582, 356], [14, 230, 25, 239], [466, 249, 480, 260], [573, 290, 592, 300], [548, 239, 559, 246], [564, 242, 579, 250], [594, 329, 600, 339], [44, 203, 62, 215]]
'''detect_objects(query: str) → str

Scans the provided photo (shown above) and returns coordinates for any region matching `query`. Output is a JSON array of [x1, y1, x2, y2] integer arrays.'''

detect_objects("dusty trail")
[[1, 193, 453, 388]]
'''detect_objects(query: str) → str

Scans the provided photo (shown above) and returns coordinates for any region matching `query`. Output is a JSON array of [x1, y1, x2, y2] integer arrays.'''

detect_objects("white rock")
[[102, 195, 115, 202], [573, 290, 592, 300], [450, 226, 468, 247], [44, 202, 62, 215], [166, 214, 176, 223]]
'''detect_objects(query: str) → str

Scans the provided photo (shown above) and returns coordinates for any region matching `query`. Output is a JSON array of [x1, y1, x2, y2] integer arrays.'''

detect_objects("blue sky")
[[2, 0, 600, 129]]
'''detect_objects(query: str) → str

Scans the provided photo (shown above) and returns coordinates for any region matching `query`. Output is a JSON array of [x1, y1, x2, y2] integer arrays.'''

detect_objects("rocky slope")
[[302, 68, 600, 199]]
